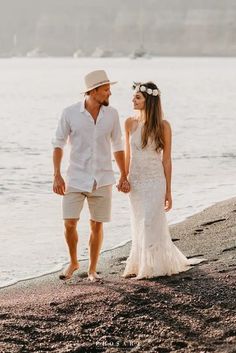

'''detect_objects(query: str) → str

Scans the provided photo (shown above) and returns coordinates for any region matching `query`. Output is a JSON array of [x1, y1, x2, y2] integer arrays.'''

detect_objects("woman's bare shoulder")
[[125, 117, 137, 131], [162, 119, 172, 132]]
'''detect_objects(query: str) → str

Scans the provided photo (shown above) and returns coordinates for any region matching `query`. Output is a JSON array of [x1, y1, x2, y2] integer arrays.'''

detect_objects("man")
[[52, 69, 129, 282]]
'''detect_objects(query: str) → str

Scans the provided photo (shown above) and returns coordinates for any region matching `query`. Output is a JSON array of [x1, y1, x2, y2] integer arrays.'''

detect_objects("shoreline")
[[1, 197, 235, 353], [1, 195, 235, 290]]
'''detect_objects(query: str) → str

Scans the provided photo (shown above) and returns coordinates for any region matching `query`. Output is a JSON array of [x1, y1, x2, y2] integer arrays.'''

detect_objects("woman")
[[123, 82, 204, 279]]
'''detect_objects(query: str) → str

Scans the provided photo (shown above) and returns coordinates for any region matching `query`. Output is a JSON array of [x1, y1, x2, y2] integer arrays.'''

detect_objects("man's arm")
[[53, 148, 65, 195], [52, 109, 70, 195], [113, 151, 130, 193], [113, 151, 126, 176]]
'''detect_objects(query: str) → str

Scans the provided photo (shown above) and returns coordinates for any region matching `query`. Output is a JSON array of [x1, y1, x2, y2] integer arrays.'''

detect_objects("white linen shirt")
[[52, 101, 124, 192]]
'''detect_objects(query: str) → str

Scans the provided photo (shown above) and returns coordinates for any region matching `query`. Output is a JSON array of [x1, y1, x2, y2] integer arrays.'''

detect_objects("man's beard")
[[101, 100, 109, 106]]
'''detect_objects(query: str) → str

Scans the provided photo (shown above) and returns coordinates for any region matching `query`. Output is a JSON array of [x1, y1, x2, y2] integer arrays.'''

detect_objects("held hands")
[[165, 192, 172, 212], [53, 174, 66, 195], [117, 175, 130, 193]]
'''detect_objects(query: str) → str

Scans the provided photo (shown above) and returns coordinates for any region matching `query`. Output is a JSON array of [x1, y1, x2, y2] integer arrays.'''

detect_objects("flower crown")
[[132, 82, 161, 97]]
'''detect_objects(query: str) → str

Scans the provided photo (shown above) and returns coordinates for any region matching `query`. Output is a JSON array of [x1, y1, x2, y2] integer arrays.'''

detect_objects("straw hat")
[[81, 70, 117, 93]]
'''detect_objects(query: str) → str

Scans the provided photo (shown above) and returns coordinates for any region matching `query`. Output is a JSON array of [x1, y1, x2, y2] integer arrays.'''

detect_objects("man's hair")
[[85, 87, 99, 96]]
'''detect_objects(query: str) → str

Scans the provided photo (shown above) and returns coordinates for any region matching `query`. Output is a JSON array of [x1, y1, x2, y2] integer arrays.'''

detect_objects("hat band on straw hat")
[[93, 79, 110, 86]]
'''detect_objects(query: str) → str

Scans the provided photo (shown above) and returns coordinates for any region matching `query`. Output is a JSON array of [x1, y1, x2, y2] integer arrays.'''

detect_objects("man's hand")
[[120, 180, 130, 193], [53, 174, 66, 195], [117, 175, 130, 193]]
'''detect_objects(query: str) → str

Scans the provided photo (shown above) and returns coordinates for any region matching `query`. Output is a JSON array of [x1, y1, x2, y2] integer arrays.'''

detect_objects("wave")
[[173, 153, 236, 160]]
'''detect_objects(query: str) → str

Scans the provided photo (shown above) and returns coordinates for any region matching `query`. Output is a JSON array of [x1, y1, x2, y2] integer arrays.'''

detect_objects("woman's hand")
[[165, 192, 172, 211]]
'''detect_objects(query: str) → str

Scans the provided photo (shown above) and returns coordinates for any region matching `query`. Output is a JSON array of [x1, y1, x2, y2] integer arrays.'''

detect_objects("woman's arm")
[[124, 117, 132, 176], [116, 117, 132, 193], [162, 120, 172, 211]]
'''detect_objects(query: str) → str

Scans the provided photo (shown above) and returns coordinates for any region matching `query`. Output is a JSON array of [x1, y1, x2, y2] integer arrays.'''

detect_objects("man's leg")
[[88, 220, 103, 279], [59, 219, 79, 279], [87, 185, 112, 281], [65, 219, 79, 266], [60, 191, 86, 280]]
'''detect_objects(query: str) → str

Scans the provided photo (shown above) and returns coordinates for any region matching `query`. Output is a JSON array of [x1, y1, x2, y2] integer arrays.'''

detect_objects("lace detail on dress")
[[129, 124, 165, 186]]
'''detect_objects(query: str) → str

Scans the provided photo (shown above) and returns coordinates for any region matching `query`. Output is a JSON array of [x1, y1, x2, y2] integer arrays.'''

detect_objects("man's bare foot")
[[87, 272, 102, 282], [59, 263, 79, 280]]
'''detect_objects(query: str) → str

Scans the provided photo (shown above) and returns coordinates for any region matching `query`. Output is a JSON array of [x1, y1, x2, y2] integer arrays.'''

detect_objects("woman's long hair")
[[138, 82, 164, 152]]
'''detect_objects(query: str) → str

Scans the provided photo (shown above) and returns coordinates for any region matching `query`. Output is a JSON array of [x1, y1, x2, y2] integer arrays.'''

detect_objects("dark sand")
[[0, 198, 236, 353]]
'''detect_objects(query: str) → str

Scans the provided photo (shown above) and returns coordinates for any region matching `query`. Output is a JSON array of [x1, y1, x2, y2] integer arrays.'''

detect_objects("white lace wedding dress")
[[123, 122, 204, 279]]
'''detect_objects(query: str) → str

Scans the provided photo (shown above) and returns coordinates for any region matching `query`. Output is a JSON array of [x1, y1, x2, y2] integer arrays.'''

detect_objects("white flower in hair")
[[140, 85, 146, 92], [133, 82, 160, 96]]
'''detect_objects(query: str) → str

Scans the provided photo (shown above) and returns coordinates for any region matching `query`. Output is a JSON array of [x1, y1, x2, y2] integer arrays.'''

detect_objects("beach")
[[0, 197, 236, 353]]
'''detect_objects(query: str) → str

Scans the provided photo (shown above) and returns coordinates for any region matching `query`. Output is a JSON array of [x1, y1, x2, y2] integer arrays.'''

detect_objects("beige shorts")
[[62, 185, 112, 222]]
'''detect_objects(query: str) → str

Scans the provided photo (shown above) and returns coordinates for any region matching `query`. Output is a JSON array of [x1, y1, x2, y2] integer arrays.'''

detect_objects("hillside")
[[0, 0, 235, 56]]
